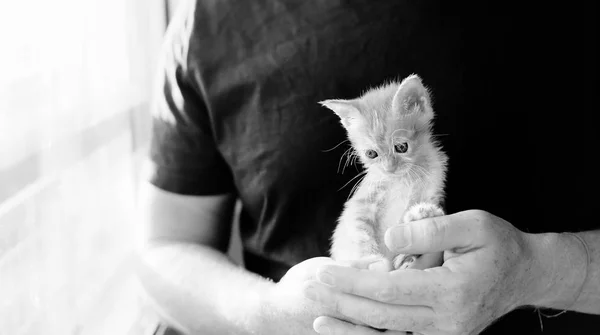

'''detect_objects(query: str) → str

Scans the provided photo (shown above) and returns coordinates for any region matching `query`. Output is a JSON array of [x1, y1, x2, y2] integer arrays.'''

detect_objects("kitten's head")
[[321, 75, 438, 178]]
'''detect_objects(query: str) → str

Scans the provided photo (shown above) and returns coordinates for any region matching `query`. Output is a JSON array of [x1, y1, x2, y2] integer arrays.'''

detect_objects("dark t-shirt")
[[149, 0, 598, 333]]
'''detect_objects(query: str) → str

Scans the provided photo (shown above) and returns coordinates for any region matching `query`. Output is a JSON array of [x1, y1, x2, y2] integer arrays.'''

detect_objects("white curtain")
[[0, 1, 166, 334]]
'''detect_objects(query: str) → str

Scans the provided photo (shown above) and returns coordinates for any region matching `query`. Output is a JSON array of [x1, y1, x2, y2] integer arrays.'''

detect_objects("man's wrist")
[[247, 282, 308, 335], [219, 278, 277, 334], [256, 280, 319, 335], [525, 232, 588, 309]]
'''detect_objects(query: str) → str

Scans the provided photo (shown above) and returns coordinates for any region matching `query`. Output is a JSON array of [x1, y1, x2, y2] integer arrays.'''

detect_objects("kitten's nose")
[[384, 162, 396, 172]]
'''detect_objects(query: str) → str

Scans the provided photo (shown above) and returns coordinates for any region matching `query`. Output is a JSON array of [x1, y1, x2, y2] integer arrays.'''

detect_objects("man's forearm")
[[530, 230, 600, 314], [136, 242, 272, 334]]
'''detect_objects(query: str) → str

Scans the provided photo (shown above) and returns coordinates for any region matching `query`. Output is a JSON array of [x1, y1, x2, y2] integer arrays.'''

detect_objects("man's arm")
[[135, 182, 270, 334], [135, 182, 349, 335]]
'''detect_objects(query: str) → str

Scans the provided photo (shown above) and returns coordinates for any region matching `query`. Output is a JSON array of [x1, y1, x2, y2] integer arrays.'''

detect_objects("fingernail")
[[317, 271, 335, 286], [315, 325, 330, 334], [387, 225, 411, 250]]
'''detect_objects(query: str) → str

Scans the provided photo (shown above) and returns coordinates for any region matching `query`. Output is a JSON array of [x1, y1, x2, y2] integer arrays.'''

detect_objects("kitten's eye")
[[394, 142, 409, 153], [365, 149, 378, 159]]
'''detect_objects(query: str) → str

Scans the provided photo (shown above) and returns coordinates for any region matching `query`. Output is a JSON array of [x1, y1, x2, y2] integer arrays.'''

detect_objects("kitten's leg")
[[331, 211, 392, 272], [392, 202, 444, 270]]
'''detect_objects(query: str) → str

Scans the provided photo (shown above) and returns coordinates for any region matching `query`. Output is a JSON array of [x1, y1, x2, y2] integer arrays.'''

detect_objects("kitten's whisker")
[[337, 148, 351, 173], [407, 168, 419, 186], [351, 153, 360, 169], [418, 168, 430, 186], [348, 174, 367, 201], [346, 149, 357, 168], [349, 179, 360, 197], [322, 139, 349, 152], [347, 149, 361, 173], [342, 150, 354, 174], [413, 164, 427, 178], [338, 170, 367, 192], [349, 149, 357, 164], [409, 163, 426, 175], [416, 169, 425, 186], [338, 148, 353, 174], [407, 164, 428, 187], [417, 167, 432, 180], [406, 168, 415, 181]]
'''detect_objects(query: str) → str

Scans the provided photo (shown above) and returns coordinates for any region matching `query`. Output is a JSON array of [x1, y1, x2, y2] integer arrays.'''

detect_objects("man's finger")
[[385, 210, 486, 254], [345, 255, 388, 269], [304, 280, 435, 332], [315, 264, 444, 304], [313, 316, 410, 335]]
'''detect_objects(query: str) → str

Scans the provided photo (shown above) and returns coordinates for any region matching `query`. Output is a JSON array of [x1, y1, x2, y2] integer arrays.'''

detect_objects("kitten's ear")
[[391, 74, 433, 118], [319, 99, 361, 128]]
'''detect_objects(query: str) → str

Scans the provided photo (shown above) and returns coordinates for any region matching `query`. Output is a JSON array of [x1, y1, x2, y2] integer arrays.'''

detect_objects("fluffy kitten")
[[322, 74, 448, 270]]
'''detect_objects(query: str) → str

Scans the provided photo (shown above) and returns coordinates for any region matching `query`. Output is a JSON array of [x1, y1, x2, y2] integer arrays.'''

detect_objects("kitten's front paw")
[[402, 202, 444, 223], [393, 254, 418, 270], [393, 252, 444, 270], [366, 255, 393, 272]]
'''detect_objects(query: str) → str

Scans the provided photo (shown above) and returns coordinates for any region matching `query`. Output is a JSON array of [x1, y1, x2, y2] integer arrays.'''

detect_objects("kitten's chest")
[[354, 175, 417, 236], [379, 182, 415, 232]]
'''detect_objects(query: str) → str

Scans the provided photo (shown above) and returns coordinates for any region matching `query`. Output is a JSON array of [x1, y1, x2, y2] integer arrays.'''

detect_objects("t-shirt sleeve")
[[147, 8, 235, 196]]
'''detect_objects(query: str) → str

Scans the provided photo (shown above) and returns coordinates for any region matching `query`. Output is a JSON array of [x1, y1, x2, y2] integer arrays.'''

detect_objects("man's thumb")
[[385, 212, 479, 254]]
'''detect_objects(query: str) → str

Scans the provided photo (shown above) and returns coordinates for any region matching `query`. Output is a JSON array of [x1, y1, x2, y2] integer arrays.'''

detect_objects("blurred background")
[[0, 1, 185, 334]]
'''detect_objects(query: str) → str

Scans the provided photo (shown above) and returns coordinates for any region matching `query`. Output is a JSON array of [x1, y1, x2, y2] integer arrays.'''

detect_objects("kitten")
[[321, 74, 448, 271]]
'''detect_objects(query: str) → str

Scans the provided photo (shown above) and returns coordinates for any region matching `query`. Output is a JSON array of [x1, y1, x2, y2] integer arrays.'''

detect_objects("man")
[[137, 0, 599, 334]]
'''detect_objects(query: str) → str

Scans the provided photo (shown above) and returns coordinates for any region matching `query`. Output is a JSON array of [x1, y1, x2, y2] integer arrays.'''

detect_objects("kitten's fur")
[[322, 75, 448, 270]]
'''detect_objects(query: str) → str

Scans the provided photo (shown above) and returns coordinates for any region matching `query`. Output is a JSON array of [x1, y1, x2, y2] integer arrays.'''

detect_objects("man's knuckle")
[[375, 285, 397, 302], [331, 297, 343, 314], [471, 210, 492, 227], [343, 280, 358, 296], [421, 218, 444, 246]]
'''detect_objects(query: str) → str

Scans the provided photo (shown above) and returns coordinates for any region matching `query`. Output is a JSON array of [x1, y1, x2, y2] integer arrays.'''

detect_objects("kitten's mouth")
[[381, 167, 409, 178]]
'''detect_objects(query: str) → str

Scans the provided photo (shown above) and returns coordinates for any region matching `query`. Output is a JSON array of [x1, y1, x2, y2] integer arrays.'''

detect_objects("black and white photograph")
[[0, 1, 597, 334]]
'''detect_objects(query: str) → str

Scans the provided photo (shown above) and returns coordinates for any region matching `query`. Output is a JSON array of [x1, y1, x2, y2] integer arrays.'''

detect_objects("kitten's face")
[[351, 126, 423, 177], [322, 75, 435, 178]]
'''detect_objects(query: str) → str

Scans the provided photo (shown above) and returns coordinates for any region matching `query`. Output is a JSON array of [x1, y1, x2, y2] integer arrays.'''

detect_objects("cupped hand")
[[303, 210, 543, 335], [266, 257, 408, 335], [259, 257, 387, 334]]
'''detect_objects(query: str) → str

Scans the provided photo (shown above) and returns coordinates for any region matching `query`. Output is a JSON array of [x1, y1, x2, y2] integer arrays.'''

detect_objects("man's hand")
[[303, 210, 546, 335], [265, 257, 336, 332], [267, 257, 408, 334], [262, 257, 351, 334]]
